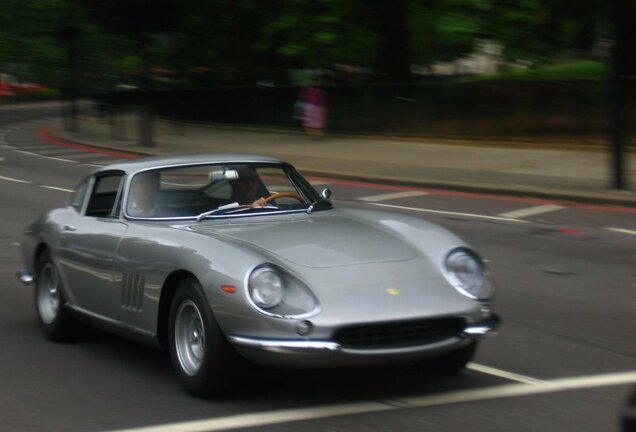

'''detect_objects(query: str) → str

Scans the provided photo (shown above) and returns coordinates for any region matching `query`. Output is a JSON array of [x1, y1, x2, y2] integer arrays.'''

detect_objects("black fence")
[[98, 79, 634, 142]]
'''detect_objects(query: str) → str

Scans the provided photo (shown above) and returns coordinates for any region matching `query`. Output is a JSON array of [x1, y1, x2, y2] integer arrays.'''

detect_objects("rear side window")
[[85, 174, 124, 218]]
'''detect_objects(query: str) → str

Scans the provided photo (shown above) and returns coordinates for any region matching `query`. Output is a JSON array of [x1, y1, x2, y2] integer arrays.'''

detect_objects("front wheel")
[[34, 251, 78, 341], [168, 277, 237, 397]]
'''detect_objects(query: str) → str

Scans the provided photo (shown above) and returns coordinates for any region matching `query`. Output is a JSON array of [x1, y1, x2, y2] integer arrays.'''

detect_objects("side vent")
[[122, 272, 145, 312]]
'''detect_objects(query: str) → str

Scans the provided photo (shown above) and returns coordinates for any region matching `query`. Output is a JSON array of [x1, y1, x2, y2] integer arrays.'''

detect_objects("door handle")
[[63, 225, 77, 232]]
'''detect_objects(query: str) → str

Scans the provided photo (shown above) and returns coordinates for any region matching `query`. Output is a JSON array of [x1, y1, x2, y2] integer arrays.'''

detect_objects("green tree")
[[1, 0, 629, 89], [483, 0, 604, 63], [0, 0, 66, 85], [253, 0, 494, 81]]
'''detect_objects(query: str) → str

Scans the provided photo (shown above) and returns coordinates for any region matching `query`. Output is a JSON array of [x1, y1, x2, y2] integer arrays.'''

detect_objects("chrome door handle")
[[63, 225, 77, 232]]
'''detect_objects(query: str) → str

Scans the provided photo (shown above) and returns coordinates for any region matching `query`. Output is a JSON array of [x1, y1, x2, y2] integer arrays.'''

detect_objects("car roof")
[[94, 153, 286, 175]]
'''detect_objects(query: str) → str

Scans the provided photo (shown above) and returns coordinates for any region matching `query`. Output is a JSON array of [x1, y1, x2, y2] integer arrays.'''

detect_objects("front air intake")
[[333, 317, 465, 349]]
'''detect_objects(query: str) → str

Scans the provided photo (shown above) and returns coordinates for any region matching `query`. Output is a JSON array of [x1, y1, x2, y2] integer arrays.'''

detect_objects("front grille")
[[333, 317, 465, 349]]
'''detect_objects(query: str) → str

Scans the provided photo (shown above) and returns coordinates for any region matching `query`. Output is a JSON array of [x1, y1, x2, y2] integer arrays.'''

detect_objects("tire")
[[413, 341, 477, 376], [168, 277, 237, 397], [34, 251, 78, 341]]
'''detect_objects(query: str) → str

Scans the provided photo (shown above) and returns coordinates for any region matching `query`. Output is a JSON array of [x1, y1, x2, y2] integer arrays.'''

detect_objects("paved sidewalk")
[[54, 112, 636, 207]]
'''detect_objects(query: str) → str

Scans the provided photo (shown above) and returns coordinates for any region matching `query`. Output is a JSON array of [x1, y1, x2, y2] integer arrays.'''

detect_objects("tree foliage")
[[0, 0, 66, 84], [0, 0, 629, 88], [482, 0, 604, 62], [174, 0, 614, 82]]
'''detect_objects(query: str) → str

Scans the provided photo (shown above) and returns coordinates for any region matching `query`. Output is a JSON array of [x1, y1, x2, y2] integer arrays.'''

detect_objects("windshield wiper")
[[196, 203, 249, 221], [196, 203, 278, 221]]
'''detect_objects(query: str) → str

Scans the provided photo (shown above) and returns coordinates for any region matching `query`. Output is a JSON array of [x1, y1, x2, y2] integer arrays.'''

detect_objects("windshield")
[[125, 162, 328, 220]]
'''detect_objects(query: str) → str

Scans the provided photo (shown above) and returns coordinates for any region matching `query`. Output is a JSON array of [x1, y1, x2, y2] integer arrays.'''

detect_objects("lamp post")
[[61, 19, 79, 133], [608, 0, 629, 190], [95, 0, 177, 148]]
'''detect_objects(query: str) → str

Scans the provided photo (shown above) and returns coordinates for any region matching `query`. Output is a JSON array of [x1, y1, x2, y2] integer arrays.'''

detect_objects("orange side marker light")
[[221, 285, 236, 294]]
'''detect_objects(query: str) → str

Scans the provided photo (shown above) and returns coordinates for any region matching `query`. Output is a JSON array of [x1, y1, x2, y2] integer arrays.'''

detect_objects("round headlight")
[[444, 248, 494, 300], [248, 267, 284, 308], [247, 264, 320, 318]]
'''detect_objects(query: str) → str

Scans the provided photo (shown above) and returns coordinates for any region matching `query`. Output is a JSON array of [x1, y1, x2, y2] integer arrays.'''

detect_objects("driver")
[[128, 171, 161, 216], [230, 167, 268, 207]]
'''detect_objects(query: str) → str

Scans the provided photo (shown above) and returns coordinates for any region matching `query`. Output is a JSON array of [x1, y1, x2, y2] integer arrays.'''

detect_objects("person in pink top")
[[299, 86, 326, 135]]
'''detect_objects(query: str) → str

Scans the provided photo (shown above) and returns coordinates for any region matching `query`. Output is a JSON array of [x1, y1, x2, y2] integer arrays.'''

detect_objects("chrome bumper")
[[17, 269, 34, 286], [229, 314, 500, 355], [228, 337, 341, 354], [463, 313, 500, 339]]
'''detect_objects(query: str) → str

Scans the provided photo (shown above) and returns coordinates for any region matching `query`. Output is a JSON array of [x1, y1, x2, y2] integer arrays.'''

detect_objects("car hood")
[[189, 213, 418, 268]]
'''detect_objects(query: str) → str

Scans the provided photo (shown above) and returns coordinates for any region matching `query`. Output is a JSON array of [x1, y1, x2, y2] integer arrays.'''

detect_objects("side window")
[[68, 180, 89, 211], [85, 174, 124, 218]]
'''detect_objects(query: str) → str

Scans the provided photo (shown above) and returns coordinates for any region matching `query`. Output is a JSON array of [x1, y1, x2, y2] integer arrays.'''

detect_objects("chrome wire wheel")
[[174, 300, 206, 376], [37, 262, 61, 325], [169, 278, 238, 397]]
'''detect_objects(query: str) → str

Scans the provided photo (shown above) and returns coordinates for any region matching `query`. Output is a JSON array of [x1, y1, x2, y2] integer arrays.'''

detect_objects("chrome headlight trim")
[[443, 247, 494, 300], [248, 267, 284, 308], [246, 264, 320, 319]]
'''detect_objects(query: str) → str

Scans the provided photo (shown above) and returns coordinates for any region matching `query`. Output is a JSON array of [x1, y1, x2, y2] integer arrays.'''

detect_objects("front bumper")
[[228, 313, 500, 367], [17, 269, 34, 286]]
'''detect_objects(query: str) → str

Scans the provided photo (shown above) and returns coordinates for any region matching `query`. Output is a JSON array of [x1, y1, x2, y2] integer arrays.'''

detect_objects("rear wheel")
[[34, 251, 78, 341], [168, 277, 237, 397], [412, 341, 477, 375]]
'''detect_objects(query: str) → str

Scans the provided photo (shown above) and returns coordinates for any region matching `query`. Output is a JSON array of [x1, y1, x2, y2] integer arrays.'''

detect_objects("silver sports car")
[[18, 154, 499, 397]]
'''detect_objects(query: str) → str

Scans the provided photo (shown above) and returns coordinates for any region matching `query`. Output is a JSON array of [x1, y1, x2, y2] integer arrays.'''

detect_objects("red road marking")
[[37, 122, 141, 159], [559, 228, 583, 235]]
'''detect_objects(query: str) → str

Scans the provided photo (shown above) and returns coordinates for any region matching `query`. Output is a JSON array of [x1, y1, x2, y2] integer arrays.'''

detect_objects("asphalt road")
[[1, 105, 635, 432]]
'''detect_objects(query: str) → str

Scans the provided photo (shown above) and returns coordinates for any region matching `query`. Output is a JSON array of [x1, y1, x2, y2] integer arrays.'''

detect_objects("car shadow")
[[17, 318, 502, 409], [92, 333, 500, 408]]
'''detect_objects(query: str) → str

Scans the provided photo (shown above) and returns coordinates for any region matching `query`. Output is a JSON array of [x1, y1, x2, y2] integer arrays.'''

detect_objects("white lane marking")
[[112, 402, 393, 432], [15, 150, 37, 156], [85, 163, 103, 167], [43, 156, 76, 163], [41, 185, 73, 193], [110, 369, 636, 432], [467, 363, 543, 384], [358, 191, 430, 202], [12, 147, 77, 163], [14, 145, 55, 151], [96, 159, 126, 165], [66, 152, 105, 159], [606, 227, 636, 236], [0, 175, 30, 184], [499, 204, 565, 219], [401, 369, 636, 407], [0, 175, 70, 192], [371, 203, 527, 223], [28, 148, 76, 155], [0, 157, 4, 162]]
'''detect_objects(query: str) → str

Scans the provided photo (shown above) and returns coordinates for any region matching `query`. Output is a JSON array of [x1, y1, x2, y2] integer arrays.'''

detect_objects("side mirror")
[[320, 188, 332, 201]]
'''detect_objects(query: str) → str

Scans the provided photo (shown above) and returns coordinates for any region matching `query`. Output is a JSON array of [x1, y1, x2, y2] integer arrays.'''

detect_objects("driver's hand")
[[251, 197, 267, 208]]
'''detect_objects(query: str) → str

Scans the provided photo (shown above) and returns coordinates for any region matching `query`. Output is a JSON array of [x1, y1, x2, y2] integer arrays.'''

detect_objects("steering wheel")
[[261, 192, 303, 204]]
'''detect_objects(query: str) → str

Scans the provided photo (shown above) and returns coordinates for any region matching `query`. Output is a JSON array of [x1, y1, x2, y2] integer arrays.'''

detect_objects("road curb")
[[163, 119, 622, 153], [49, 121, 155, 158]]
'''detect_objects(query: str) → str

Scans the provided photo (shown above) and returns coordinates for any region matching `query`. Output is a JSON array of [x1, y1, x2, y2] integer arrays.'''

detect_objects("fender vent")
[[121, 272, 144, 311], [333, 317, 465, 349]]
